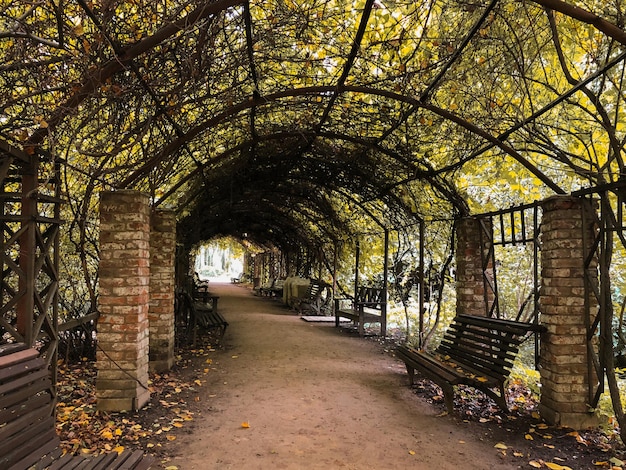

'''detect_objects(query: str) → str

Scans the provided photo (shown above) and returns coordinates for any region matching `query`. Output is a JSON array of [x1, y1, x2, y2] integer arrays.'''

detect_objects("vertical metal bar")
[[510, 210, 516, 246], [354, 239, 360, 301], [418, 220, 425, 348], [382, 228, 389, 337], [499, 213, 505, 246], [332, 241, 338, 315], [533, 204, 540, 366]]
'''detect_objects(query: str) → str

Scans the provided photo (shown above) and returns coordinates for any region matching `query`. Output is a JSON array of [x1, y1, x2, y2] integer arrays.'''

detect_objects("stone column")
[[456, 217, 493, 316], [539, 195, 598, 429], [149, 209, 176, 372], [97, 190, 150, 411]]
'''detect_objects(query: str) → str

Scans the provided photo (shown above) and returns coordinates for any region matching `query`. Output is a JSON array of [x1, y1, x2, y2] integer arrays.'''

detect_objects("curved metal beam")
[[120, 85, 565, 194]]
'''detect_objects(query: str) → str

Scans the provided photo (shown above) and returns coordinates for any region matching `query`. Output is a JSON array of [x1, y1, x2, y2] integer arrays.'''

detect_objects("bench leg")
[[335, 314, 340, 327], [358, 309, 365, 336], [405, 364, 415, 385], [442, 383, 455, 413]]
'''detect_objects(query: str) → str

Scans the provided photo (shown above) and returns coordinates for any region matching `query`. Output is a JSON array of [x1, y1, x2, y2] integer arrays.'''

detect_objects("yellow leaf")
[[494, 442, 508, 450], [194, 380, 202, 386], [165, 466, 179, 470], [476, 377, 488, 383], [408, 450, 415, 455], [532, 411, 541, 419], [100, 430, 114, 440], [114, 446, 124, 455], [166, 435, 176, 441], [241, 421, 250, 428], [114, 428, 122, 436], [545, 463, 572, 470], [525, 434, 534, 440], [529, 461, 542, 468], [173, 422, 183, 428], [576, 434, 588, 445], [513, 452, 524, 457]]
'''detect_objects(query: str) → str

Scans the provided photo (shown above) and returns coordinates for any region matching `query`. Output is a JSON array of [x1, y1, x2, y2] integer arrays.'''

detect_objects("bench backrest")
[[354, 286, 385, 309], [0, 343, 59, 470], [305, 280, 325, 299], [436, 314, 539, 382]]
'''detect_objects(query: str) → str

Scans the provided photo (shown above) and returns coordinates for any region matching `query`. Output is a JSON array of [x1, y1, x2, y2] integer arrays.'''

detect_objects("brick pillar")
[[456, 217, 493, 316], [539, 195, 598, 429], [97, 190, 151, 411], [149, 209, 176, 372]]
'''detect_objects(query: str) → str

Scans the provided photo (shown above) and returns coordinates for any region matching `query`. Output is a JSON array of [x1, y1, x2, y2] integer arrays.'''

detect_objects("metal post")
[[354, 239, 360, 301], [419, 220, 425, 348], [382, 228, 389, 337]]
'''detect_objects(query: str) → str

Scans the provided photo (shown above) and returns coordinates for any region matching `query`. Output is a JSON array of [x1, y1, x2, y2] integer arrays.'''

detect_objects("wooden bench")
[[177, 291, 228, 346], [334, 286, 386, 336], [396, 314, 544, 413], [295, 280, 331, 315], [259, 278, 284, 298], [192, 271, 210, 298], [0, 343, 154, 470]]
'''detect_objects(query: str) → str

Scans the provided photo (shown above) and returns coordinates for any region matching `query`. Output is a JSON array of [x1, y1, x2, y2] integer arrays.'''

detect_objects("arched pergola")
[[2, 0, 626, 431]]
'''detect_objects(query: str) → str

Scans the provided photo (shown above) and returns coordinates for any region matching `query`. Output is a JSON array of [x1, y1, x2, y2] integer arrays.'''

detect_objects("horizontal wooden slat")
[[1, 418, 58, 469]]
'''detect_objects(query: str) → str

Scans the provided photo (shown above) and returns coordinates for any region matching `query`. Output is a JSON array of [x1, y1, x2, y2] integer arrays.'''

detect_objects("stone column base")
[[538, 404, 598, 429]]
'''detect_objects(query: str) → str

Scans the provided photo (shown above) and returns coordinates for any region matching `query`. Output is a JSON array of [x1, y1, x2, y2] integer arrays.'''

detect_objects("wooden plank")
[[9, 434, 60, 470], [0, 395, 52, 442], [0, 344, 35, 362], [46, 453, 89, 470], [113, 450, 148, 470], [0, 355, 46, 383], [88, 452, 124, 470], [1, 421, 58, 469], [0, 375, 51, 412]]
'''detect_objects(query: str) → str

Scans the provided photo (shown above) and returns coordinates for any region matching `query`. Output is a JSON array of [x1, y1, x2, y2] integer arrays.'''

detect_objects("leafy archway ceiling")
[[2, 0, 625, 248]]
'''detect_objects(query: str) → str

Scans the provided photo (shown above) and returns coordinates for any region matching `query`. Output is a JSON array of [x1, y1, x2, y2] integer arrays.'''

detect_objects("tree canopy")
[[1, 0, 625, 250]]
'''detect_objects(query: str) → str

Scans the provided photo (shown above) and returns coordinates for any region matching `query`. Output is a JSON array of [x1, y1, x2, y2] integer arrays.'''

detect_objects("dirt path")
[[166, 283, 516, 469]]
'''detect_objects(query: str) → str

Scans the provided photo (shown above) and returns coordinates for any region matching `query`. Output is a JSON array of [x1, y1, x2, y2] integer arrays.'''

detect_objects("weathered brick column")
[[149, 209, 176, 372], [456, 217, 493, 316], [539, 195, 598, 429], [97, 190, 151, 411]]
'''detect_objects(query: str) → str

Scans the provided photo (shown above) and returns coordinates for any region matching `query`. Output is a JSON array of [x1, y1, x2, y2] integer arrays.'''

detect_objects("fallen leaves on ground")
[[56, 344, 220, 458]]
